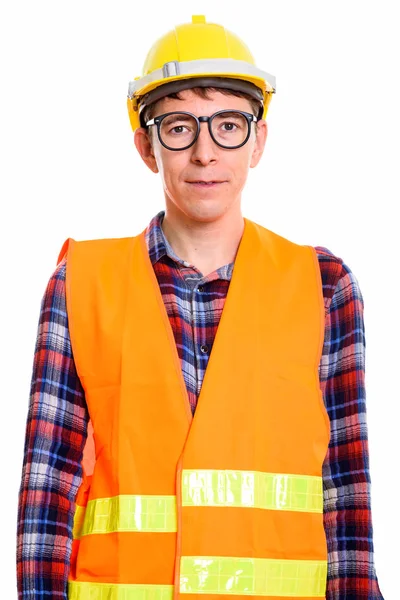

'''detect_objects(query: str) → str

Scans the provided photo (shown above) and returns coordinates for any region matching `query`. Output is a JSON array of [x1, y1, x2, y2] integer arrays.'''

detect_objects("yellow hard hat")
[[127, 15, 276, 132]]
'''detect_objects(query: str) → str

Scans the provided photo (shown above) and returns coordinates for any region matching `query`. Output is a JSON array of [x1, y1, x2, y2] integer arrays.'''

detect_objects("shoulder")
[[314, 245, 364, 314], [36, 257, 69, 345], [253, 219, 363, 313], [41, 255, 67, 308]]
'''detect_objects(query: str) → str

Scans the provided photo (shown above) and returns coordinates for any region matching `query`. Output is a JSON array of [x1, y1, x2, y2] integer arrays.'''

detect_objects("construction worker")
[[16, 14, 385, 600]]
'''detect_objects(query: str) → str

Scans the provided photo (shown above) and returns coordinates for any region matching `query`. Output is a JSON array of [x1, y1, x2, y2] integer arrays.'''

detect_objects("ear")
[[250, 120, 268, 169], [134, 127, 159, 174]]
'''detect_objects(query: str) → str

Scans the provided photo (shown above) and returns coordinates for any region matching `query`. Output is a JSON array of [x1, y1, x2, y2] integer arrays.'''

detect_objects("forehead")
[[154, 88, 253, 116]]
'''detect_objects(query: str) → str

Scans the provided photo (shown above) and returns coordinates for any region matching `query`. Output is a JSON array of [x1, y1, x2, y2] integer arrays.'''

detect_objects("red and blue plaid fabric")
[[16, 210, 384, 599]]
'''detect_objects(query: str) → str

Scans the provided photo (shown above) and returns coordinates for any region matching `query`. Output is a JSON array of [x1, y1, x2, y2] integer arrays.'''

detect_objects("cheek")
[[159, 157, 187, 184], [229, 156, 250, 181]]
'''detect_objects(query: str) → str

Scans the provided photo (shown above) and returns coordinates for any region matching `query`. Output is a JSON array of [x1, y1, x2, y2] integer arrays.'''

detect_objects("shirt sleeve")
[[16, 256, 88, 600], [319, 254, 385, 599]]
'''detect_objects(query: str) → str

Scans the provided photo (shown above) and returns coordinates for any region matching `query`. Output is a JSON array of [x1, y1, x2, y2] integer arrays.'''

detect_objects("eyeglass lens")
[[159, 112, 249, 149]]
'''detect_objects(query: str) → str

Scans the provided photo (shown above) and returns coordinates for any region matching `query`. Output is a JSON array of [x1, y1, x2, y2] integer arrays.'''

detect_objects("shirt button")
[[200, 344, 209, 354], [198, 285, 204, 292]]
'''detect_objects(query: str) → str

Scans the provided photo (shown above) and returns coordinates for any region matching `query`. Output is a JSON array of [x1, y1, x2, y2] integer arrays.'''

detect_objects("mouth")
[[187, 181, 226, 187]]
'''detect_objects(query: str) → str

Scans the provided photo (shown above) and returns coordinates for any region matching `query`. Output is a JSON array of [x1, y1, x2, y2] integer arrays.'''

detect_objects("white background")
[[1, 1, 398, 597]]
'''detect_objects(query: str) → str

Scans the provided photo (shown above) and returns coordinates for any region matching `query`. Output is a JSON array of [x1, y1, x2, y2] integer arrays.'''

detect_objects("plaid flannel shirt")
[[16, 210, 384, 599]]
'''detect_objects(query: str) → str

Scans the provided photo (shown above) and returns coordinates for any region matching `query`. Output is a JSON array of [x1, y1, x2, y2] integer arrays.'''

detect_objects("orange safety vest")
[[57, 216, 330, 600]]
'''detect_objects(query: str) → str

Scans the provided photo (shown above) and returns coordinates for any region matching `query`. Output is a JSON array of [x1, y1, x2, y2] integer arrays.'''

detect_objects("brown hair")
[[140, 86, 263, 142]]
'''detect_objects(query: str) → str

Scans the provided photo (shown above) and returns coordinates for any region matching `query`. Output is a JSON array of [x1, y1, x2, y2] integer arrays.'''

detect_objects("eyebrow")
[[214, 111, 244, 118], [163, 114, 194, 124]]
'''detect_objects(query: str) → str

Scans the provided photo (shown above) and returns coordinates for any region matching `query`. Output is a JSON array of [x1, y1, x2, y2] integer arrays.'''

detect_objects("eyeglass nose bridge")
[[198, 115, 212, 123], [195, 115, 217, 145]]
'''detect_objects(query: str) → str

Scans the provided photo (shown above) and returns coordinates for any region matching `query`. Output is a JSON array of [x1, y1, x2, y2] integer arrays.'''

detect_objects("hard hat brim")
[[128, 58, 276, 99]]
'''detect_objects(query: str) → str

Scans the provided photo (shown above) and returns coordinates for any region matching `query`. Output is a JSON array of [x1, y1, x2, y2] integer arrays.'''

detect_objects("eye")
[[161, 114, 196, 136], [169, 125, 190, 135], [212, 113, 246, 134], [221, 121, 238, 132]]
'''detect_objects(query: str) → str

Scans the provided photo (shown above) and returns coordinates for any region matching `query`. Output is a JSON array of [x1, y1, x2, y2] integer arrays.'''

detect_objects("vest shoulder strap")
[[57, 237, 71, 265]]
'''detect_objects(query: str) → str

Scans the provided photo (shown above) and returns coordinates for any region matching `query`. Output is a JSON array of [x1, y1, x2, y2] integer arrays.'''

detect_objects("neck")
[[160, 205, 245, 276]]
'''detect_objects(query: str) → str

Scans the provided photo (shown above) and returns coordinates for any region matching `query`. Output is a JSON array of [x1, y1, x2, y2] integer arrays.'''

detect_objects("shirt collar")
[[145, 210, 190, 267]]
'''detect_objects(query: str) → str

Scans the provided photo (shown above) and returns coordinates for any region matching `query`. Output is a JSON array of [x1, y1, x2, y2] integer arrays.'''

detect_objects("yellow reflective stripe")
[[72, 470, 322, 538], [73, 495, 177, 539], [72, 504, 86, 539], [67, 556, 327, 598], [182, 469, 323, 512], [180, 556, 327, 597], [68, 580, 173, 600]]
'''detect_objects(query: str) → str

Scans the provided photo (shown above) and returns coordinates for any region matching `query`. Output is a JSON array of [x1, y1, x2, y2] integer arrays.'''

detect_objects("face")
[[134, 88, 268, 224]]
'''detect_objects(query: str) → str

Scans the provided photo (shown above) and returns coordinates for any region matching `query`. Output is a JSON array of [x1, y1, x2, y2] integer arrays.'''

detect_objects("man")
[[17, 14, 384, 600]]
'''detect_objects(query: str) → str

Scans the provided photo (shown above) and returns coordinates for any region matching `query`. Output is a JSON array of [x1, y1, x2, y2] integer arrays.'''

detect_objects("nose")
[[190, 121, 218, 165]]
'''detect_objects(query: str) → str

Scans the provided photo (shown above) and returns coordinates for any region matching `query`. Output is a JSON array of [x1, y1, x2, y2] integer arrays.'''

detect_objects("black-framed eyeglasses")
[[145, 109, 260, 151]]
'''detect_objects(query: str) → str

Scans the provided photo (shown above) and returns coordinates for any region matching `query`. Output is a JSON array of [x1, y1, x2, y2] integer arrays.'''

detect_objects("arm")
[[16, 256, 88, 599], [319, 254, 384, 599]]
